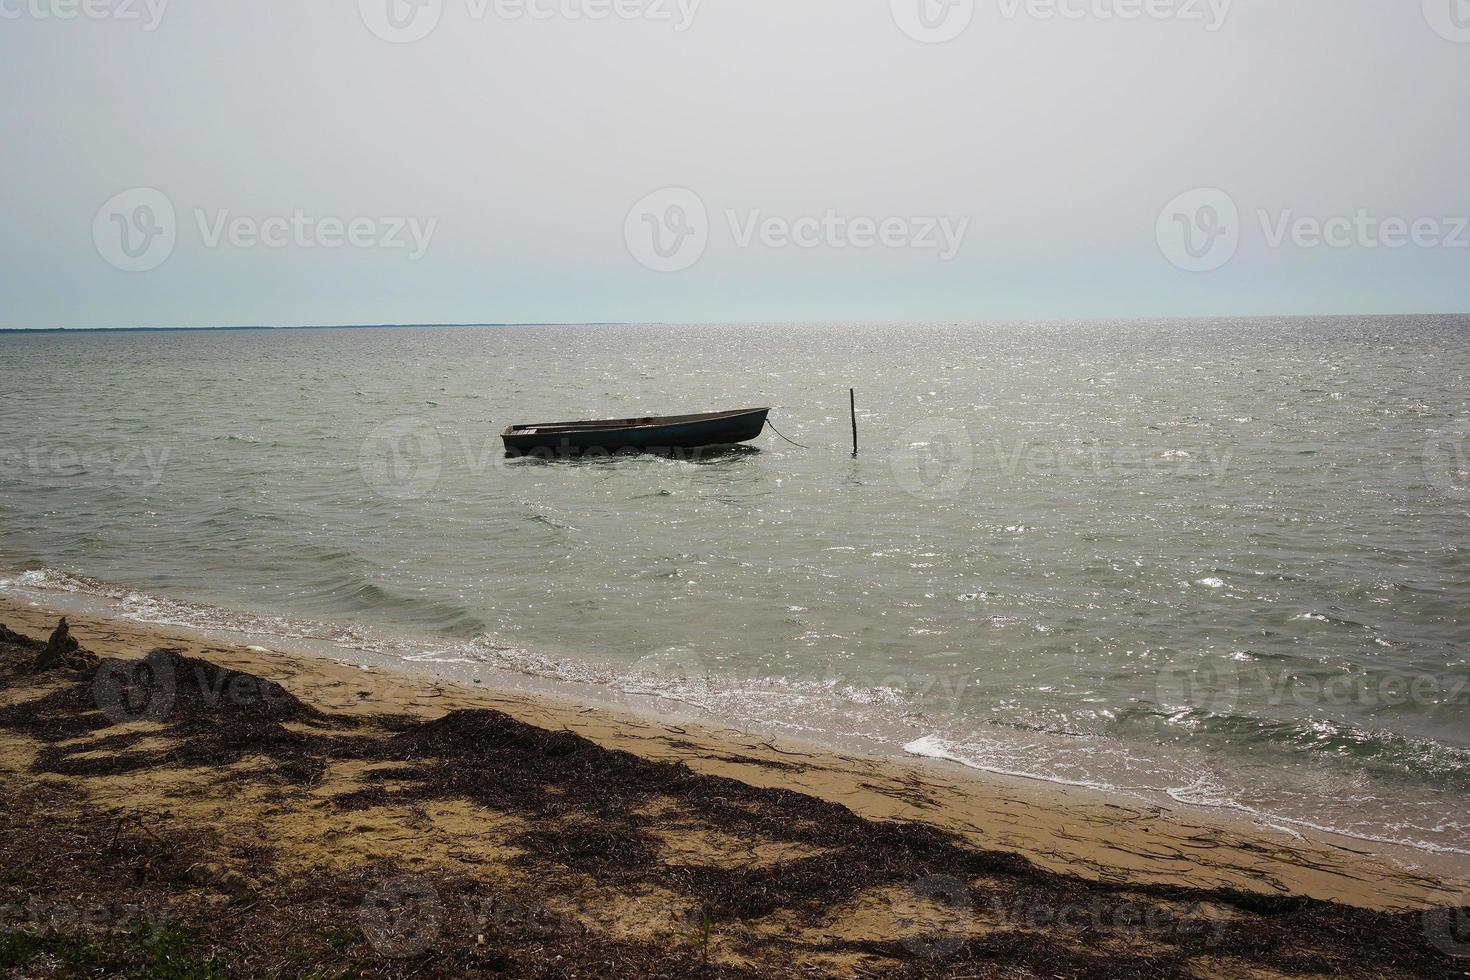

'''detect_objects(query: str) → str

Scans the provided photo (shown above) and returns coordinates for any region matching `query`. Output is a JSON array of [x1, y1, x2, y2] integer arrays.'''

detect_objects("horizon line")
[[5, 312, 1470, 334]]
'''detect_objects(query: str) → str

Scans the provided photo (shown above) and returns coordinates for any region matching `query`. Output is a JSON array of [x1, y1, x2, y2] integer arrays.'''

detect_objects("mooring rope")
[[765, 418, 810, 449]]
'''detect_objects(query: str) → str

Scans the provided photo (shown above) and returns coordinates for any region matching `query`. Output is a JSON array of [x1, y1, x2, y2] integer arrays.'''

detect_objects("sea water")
[[2, 318, 1467, 860]]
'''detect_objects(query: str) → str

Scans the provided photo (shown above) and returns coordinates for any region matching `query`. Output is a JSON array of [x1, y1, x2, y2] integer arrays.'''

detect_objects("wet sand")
[[2, 596, 1467, 978]]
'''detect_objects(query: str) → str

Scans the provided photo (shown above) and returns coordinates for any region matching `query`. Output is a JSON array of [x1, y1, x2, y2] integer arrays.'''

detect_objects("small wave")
[[903, 735, 1129, 794], [1290, 611, 1369, 629], [13, 568, 128, 599], [1166, 777, 1470, 856], [909, 735, 1470, 857], [1119, 694, 1470, 788], [3, 566, 385, 653]]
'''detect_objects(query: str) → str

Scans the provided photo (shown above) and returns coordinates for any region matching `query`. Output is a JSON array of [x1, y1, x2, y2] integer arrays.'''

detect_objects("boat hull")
[[501, 408, 769, 457]]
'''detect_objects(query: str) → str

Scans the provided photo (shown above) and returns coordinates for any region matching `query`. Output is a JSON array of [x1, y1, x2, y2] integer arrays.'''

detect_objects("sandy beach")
[[1, 595, 1467, 977], [10, 0, 1470, 970]]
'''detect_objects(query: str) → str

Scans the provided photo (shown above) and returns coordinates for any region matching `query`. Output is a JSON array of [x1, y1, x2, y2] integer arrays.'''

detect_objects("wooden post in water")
[[849, 388, 858, 457]]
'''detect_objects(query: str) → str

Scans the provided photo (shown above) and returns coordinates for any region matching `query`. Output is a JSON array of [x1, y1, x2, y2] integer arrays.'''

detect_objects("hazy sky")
[[3, 0, 1468, 328]]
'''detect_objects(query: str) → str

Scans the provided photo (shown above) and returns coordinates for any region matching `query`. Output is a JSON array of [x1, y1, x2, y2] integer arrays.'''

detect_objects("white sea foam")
[[907, 735, 1470, 858], [902, 735, 1133, 794]]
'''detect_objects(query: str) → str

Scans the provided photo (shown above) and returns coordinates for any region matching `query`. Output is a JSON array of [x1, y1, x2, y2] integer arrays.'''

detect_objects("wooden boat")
[[501, 407, 770, 456]]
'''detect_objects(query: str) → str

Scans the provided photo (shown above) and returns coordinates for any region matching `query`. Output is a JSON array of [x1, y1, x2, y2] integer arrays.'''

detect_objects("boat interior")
[[504, 408, 768, 434]]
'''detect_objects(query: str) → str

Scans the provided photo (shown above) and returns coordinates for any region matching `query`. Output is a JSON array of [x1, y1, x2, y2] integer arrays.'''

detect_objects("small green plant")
[[128, 922, 229, 979], [1, 924, 227, 978], [0, 930, 55, 969], [314, 926, 359, 951], [2, 929, 114, 973], [677, 907, 714, 970]]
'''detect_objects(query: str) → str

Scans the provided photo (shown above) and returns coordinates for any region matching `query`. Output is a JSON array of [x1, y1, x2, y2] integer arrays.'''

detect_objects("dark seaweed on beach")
[[0, 624, 1466, 979]]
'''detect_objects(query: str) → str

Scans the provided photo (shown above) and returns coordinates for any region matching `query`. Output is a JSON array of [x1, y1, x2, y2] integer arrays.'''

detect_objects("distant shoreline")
[[4, 313, 1470, 334], [0, 322, 635, 334]]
